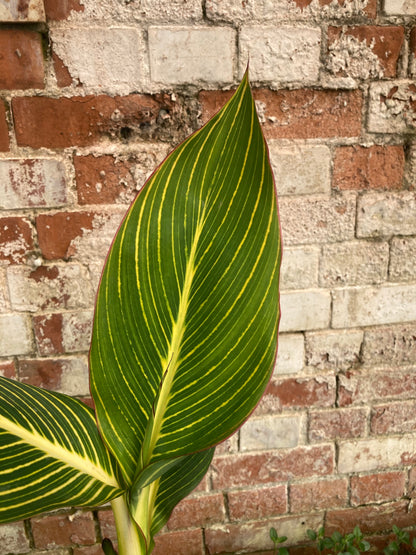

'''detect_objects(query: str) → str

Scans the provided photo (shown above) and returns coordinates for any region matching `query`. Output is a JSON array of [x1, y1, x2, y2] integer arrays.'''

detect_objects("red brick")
[[328, 26, 404, 78], [350, 471, 406, 506], [0, 216, 33, 264], [0, 102, 9, 152], [0, 360, 16, 379], [44, 0, 84, 20], [211, 446, 334, 489], [308, 408, 367, 442], [290, 478, 348, 513], [371, 400, 416, 434], [0, 29, 44, 89], [153, 529, 203, 555], [167, 494, 225, 530], [199, 89, 363, 139], [53, 52, 74, 87], [33, 313, 64, 355], [227, 485, 287, 521], [19, 358, 66, 391], [37, 211, 95, 260], [339, 370, 416, 406], [98, 510, 116, 543], [74, 155, 136, 205], [326, 501, 416, 536], [333, 145, 405, 190], [32, 512, 96, 549], [293, 0, 377, 17], [12, 94, 175, 149], [262, 376, 335, 409], [74, 546, 104, 555]]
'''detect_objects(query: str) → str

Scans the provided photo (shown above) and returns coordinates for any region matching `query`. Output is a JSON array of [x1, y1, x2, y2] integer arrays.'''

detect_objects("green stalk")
[[111, 495, 146, 555]]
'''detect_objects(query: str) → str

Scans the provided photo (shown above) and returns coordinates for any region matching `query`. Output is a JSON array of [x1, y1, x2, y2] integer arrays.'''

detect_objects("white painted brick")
[[269, 144, 331, 196], [280, 290, 331, 332], [0, 521, 30, 555], [368, 81, 416, 134], [62, 311, 93, 353], [279, 194, 356, 245], [58, 357, 90, 397], [274, 333, 305, 375], [390, 237, 416, 281], [319, 241, 389, 286], [362, 324, 416, 367], [7, 264, 94, 312], [332, 284, 416, 328], [0, 159, 67, 209], [148, 26, 235, 86], [383, 0, 416, 14], [0, 313, 33, 356], [338, 435, 416, 473], [280, 246, 319, 290], [0, 269, 9, 313], [240, 415, 301, 451], [357, 192, 416, 238], [51, 28, 143, 94], [0, 0, 45, 22], [305, 329, 363, 372], [206, 0, 259, 22], [239, 26, 321, 84]]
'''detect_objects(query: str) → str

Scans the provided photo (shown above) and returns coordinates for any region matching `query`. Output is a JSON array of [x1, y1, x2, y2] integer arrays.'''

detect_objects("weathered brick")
[[0, 0, 45, 21], [368, 81, 416, 133], [371, 401, 416, 435], [0, 268, 9, 312], [351, 471, 406, 506], [357, 191, 416, 238], [339, 369, 416, 406], [62, 311, 93, 353], [12, 94, 176, 149], [305, 329, 363, 372], [19, 357, 89, 396], [240, 415, 302, 450], [73, 547, 102, 555], [308, 407, 367, 442], [34, 313, 64, 355], [332, 284, 416, 328], [0, 217, 34, 264], [7, 264, 94, 312], [274, 333, 305, 375], [239, 26, 321, 84], [411, 28, 416, 77], [227, 485, 287, 521], [166, 494, 225, 530], [51, 28, 142, 93], [327, 26, 404, 79], [0, 313, 33, 356], [383, 0, 416, 15], [0, 360, 16, 379], [205, 514, 323, 555], [339, 436, 416, 474], [280, 246, 319, 290], [260, 376, 336, 411], [269, 144, 331, 196], [0, 521, 30, 555], [153, 529, 203, 555], [279, 194, 356, 245], [362, 324, 416, 367], [97, 510, 116, 543], [212, 446, 334, 489], [327, 501, 416, 536], [280, 290, 331, 332], [333, 145, 405, 190], [53, 51, 73, 87], [390, 237, 416, 281], [0, 159, 67, 209], [37, 212, 95, 260], [148, 27, 234, 85], [290, 478, 348, 513], [43, 0, 84, 20], [199, 89, 363, 138], [0, 29, 44, 89], [0, 102, 8, 152], [319, 241, 389, 286], [32, 512, 96, 549]]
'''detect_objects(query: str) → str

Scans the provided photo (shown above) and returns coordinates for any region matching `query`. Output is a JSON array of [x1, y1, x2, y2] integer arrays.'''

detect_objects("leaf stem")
[[111, 495, 146, 555]]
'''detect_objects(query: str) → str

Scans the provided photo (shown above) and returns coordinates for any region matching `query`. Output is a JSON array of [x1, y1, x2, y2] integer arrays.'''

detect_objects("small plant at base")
[[307, 526, 371, 554], [384, 525, 416, 555], [270, 527, 289, 555]]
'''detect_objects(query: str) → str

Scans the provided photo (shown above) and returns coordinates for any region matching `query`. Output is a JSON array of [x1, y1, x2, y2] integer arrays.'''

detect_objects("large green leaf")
[[0, 377, 123, 523], [90, 72, 281, 484]]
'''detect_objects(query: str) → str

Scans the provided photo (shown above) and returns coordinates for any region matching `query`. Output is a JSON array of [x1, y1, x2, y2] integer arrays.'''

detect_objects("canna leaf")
[[0, 377, 123, 523], [90, 71, 281, 485]]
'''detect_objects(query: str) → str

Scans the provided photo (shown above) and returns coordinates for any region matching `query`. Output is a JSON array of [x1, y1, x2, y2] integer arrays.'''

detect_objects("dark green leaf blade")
[[90, 72, 281, 483], [0, 377, 123, 523]]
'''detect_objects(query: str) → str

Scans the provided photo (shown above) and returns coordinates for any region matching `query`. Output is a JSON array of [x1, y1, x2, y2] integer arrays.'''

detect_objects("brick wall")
[[0, 0, 415, 553]]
